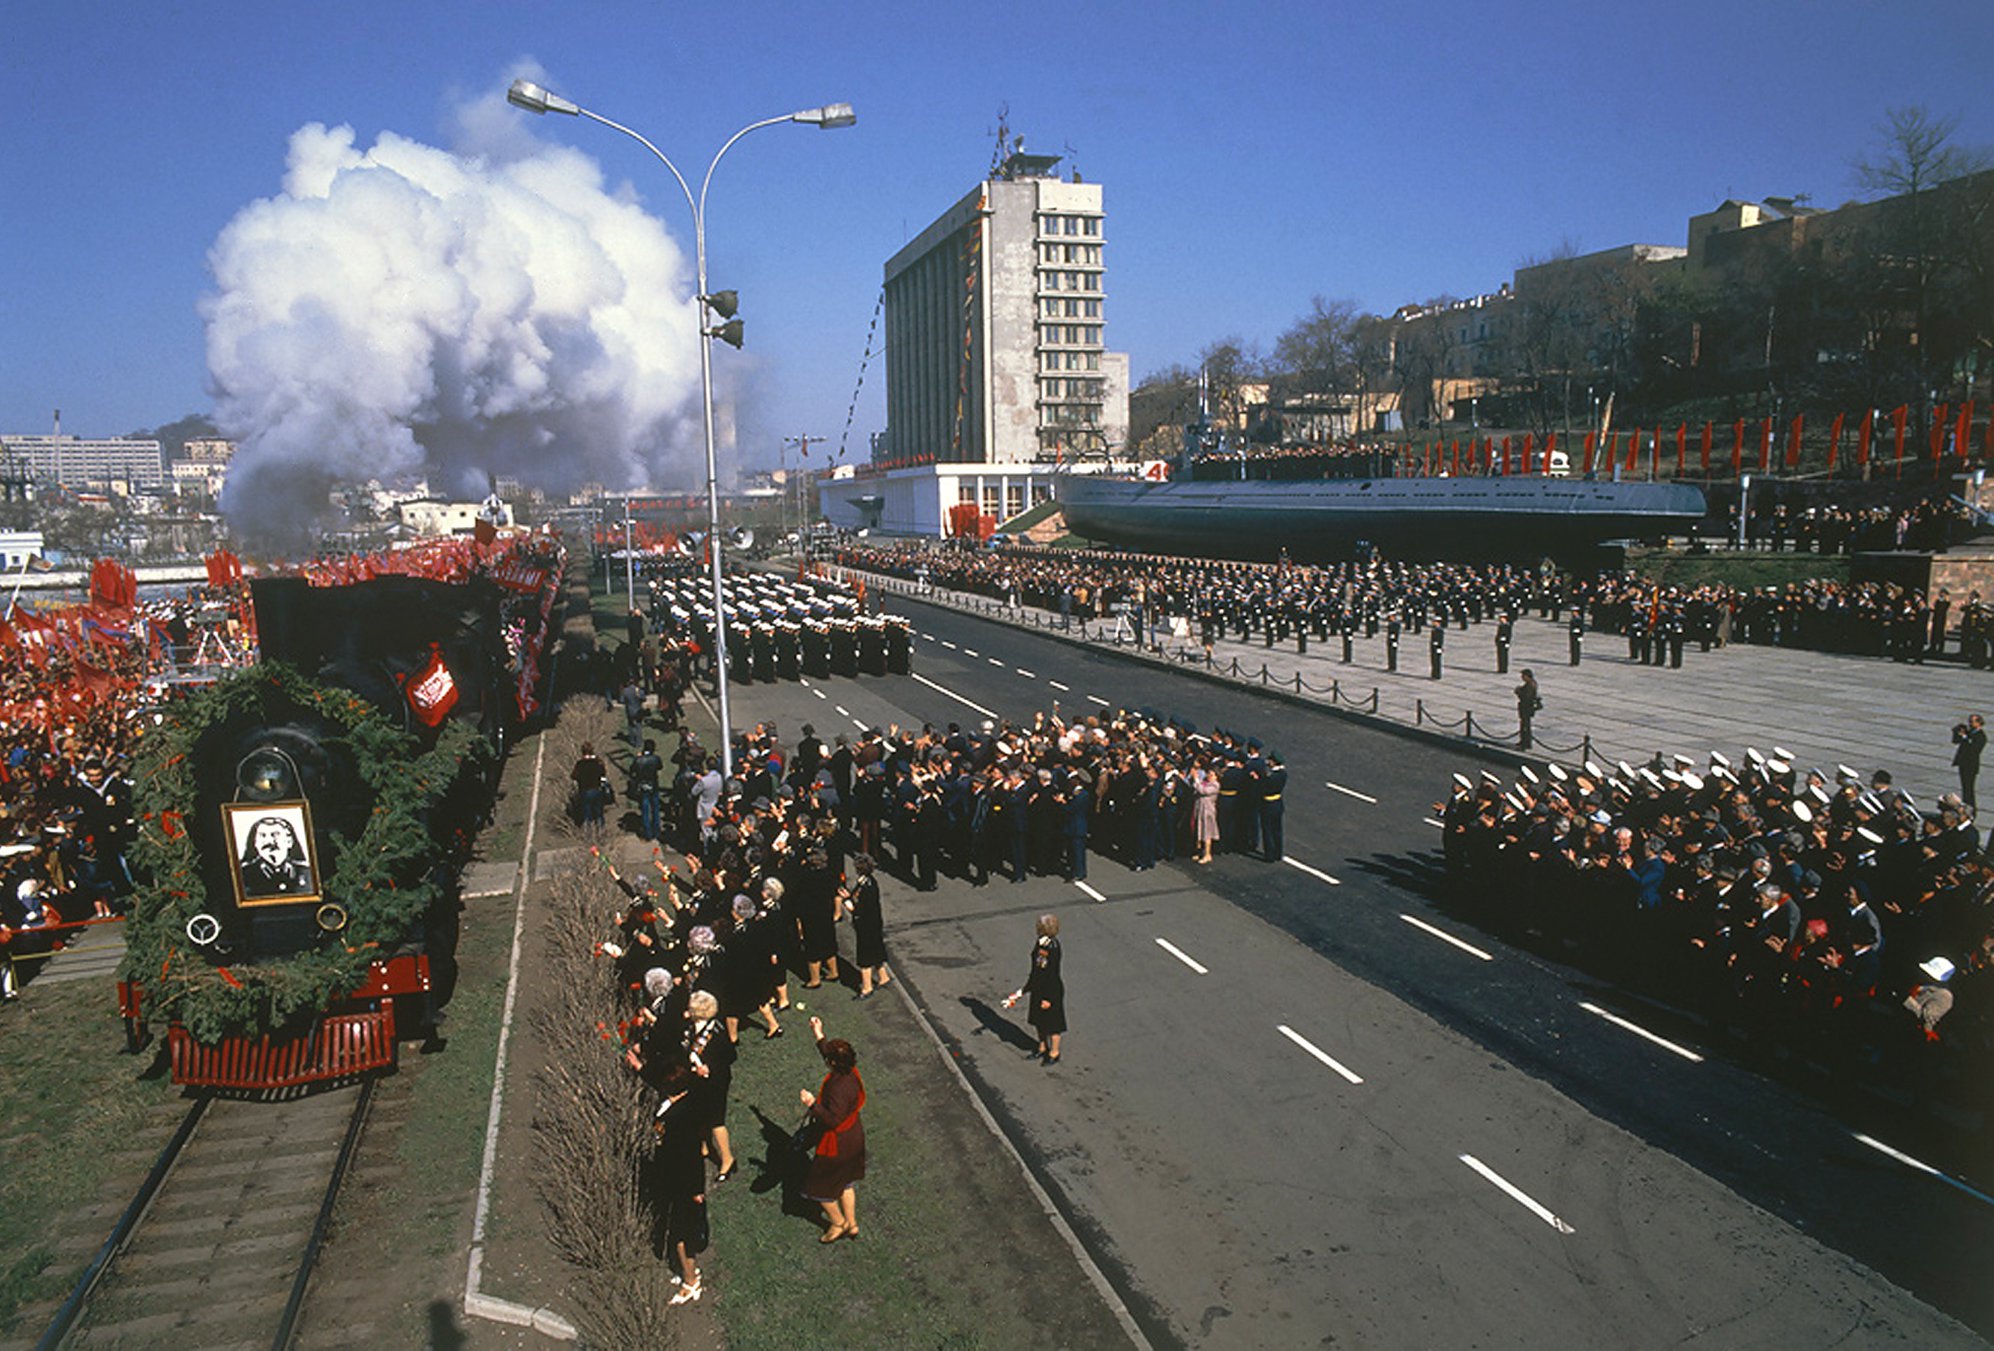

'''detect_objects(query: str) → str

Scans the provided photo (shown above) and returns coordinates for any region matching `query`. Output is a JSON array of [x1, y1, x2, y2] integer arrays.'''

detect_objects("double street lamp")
[[508, 78, 854, 775]]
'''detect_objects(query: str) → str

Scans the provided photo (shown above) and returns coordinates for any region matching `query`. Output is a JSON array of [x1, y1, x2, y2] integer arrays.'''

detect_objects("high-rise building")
[[825, 140, 1129, 536], [883, 143, 1128, 465]]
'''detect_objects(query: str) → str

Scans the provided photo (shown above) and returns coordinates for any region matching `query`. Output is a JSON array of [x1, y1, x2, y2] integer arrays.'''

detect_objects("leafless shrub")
[[530, 867, 680, 1346]]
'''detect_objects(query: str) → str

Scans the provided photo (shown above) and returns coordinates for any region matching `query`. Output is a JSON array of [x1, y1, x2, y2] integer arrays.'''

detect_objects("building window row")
[[1039, 297, 1103, 319], [1040, 378, 1105, 400], [1038, 270, 1101, 293], [1038, 243, 1103, 265], [1043, 350, 1102, 372], [1039, 324, 1103, 346], [1037, 213, 1102, 238]]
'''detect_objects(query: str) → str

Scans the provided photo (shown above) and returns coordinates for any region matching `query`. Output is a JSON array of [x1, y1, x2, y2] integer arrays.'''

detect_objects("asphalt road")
[[727, 596, 1993, 1350]]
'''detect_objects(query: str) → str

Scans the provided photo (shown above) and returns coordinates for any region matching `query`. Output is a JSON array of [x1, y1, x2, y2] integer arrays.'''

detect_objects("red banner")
[[1827, 412, 1845, 471], [1582, 432, 1597, 476], [1699, 422, 1712, 476], [1624, 428, 1641, 474], [1891, 404, 1908, 475], [1785, 414, 1804, 470], [1758, 418, 1773, 472], [1858, 409, 1874, 467], [1731, 420, 1745, 476]]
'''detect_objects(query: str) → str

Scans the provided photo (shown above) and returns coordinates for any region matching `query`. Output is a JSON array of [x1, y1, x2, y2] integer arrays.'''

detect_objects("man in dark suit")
[[1953, 714, 1986, 810]]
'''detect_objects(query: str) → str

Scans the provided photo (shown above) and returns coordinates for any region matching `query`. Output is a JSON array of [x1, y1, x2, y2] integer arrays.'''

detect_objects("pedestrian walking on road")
[[1005, 913, 1066, 1064], [798, 1017, 866, 1243]]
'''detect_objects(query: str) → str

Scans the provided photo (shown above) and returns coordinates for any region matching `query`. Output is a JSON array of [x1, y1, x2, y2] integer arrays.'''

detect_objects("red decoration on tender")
[[405, 645, 459, 727]]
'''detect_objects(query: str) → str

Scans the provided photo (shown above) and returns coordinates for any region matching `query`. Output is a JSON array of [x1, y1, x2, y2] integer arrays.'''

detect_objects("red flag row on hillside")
[[1397, 405, 1984, 480]]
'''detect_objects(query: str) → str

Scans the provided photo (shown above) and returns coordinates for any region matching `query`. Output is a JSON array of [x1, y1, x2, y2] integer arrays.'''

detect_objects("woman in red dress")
[[798, 1016, 866, 1242]]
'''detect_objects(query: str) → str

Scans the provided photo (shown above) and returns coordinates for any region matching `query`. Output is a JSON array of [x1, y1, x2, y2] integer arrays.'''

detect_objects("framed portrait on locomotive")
[[223, 801, 323, 905]]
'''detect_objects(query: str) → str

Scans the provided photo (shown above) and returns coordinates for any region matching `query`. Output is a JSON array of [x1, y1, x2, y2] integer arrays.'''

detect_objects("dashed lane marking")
[[1399, 914, 1494, 961], [1154, 938, 1208, 975], [1076, 881, 1106, 903], [1283, 856, 1341, 886], [988, 656, 1005, 667], [835, 705, 851, 716], [1578, 1001, 1704, 1063], [910, 671, 1001, 720], [1086, 694, 1110, 706], [1323, 780, 1378, 804], [813, 689, 827, 700], [1048, 680, 1070, 692], [1423, 817, 1446, 828], [1853, 1134, 1994, 1208], [1015, 668, 1036, 678], [964, 648, 980, 657], [1276, 1024, 1363, 1084], [1460, 1155, 1575, 1233]]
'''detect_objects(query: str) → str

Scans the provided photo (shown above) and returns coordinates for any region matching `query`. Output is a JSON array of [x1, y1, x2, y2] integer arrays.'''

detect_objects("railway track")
[[35, 1080, 373, 1351]]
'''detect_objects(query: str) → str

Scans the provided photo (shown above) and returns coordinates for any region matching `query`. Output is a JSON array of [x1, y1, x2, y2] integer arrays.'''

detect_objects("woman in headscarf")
[[797, 1015, 866, 1242], [1004, 913, 1066, 1064]]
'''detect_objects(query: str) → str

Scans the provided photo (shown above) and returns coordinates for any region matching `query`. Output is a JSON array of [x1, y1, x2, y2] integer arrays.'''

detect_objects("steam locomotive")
[[118, 550, 565, 1088]]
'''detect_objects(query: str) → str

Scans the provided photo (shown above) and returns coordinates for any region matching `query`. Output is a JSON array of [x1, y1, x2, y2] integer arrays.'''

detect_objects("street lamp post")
[[509, 79, 854, 775]]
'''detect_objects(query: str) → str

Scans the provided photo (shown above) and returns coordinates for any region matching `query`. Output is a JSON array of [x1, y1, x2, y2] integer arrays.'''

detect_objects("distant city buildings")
[[0, 434, 166, 489]]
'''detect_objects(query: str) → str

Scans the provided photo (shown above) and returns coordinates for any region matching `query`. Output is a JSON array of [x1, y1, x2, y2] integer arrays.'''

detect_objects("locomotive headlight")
[[237, 746, 301, 801]]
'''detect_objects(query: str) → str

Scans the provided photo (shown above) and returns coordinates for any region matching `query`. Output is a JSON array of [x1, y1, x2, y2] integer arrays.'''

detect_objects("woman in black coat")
[[792, 847, 842, 988], [1004, 912, 1066, 1063], [840, 853, 890, 997]]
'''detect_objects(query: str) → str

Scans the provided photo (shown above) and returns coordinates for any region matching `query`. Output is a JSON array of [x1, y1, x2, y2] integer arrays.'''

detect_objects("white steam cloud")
[[203, 118, 703, 547]]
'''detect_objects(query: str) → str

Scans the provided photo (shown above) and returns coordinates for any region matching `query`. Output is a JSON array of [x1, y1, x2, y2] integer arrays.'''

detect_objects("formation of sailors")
[[641, 568, 912, 684], [1436, 746, 1994, 1054]]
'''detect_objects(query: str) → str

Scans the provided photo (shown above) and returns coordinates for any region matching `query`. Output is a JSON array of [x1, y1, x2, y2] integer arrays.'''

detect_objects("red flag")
[[1521, 433, 1535, 475], [1957, 402, 1973, 460], [1625, 428, 1641, 473], [1891, 404, 1908, 475], [1450, 440, 1460, 476], [1699, 422, 1713, 475], [1542, 433, 1558, 472], [1650, 427, 1662, 479], [1826, 412, 1845, 471], [1757, 418, 1773, 472], [1785, 414, 1804, 470], [1930, 403, 1950, 463], [1675, 424, 1687, 477], [1858, 409, 1874, 467], [1500, 436, 1512, 475], [1583, 431, 1597, 475], [1732, 420, 1745, 476]]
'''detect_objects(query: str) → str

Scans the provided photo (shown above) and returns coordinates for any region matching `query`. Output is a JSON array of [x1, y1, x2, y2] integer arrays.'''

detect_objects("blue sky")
[[4, 0, 1990, 478]]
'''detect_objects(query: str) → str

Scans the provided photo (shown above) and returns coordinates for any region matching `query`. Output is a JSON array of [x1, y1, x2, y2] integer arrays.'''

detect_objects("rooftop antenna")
[[988, 103, 1013, 178]]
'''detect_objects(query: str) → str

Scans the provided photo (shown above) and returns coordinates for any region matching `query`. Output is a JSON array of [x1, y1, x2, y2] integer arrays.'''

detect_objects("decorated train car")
[[116, 536, 565, 1089]]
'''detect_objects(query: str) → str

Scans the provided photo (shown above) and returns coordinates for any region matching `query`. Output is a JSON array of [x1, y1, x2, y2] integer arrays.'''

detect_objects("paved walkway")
[[842, 568, 1992, 808]]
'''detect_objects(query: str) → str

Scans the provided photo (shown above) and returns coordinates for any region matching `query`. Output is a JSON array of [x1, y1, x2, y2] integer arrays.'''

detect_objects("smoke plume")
[[203, 117, 703, 549]]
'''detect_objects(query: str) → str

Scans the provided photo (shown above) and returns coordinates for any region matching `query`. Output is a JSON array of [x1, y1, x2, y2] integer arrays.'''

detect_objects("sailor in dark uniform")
[[1569, 611, 1584, 666], [1429, 623, 1444, 680], [1258, 750, 1287, 861], [1386, 614, 1401, 672], [1494, 613, 1513, 675]]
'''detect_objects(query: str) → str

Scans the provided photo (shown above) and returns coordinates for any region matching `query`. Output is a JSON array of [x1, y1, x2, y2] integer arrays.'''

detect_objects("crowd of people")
[[1437, 748, 1994, 1058], [0, 584, 259, 998], [838, 534, 1994, 670], [582, 696, 1287, 1295]]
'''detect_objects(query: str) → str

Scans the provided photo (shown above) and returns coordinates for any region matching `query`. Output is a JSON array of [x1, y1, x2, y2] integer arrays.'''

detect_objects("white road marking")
[[1076, 880, 1106, 903], [942, 641, 958, 650], [1853, 1134, 1994, 1208], [988, 656, 1005, 667], [1276, 1024, 1363, 1084], [1015, 668, 1036, 678], [835, 705, 851, 716], [1086, 694, 1110, 706], [910, 671, 1001, 720], [964, 648, 980, 657], [1283, 856, 1341, 886], [800, 678, 811, 687], [1048, 680, 1070, 692], [1154, 938, 1208, 975], [1460, 1155, 1575, 1234], [1423, 817, 1446, 829], [1579, 1001, 1704, 1063], [852, 717, 867, 729], [1323, 780, 1378, 804], [921, 633, 936, 641], [813, 689, 827, 700], [1399, 914, 1494, 961]]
